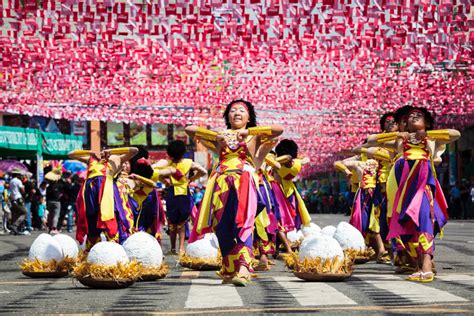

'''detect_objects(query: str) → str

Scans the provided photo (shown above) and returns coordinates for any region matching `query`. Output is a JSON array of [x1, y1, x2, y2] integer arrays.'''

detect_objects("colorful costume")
[[165, 159, 197, 238], [196, 134, 260, 278], [253, 169, 278, 258], [76, 156, 132, 249], [129, 169, 166, 242], [275, 159, 311, 229], [387, 139, 448, 259], [350, 158, 381, 237]]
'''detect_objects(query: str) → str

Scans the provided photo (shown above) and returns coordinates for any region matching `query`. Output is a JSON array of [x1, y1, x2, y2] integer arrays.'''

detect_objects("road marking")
[[179, 270, 200, 279], [356, 274, 469, 303], [0, 291, 10, 294], [185, 278, 243, 309], [273, 276, 357, 306], [145, 302, 474, 315], [0, 280, 71, 285], [437, 274, 474, 286]]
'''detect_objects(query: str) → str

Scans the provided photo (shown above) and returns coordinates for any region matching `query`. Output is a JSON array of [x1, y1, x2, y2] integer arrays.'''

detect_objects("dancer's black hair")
[[223, 99, 257, 129]]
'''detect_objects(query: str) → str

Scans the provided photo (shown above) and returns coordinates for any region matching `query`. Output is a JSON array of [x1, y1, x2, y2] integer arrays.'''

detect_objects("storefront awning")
[[0, 126, 83, 159]]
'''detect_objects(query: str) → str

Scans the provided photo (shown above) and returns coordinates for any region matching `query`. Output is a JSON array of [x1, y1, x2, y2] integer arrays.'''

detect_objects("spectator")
[[23, 175, 35, 232], [58, 172, 74, 233], [193, 186, 203, 209], [9, 169, 28, 235], [45, 168, 64, 234], [450, 184, 462, 219], [0, 173, 5, 235], [37, 195, 48, 230]]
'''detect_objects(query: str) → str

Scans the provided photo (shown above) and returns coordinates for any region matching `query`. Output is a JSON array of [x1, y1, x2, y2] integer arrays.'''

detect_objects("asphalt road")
[[0, 214, 473, 315]]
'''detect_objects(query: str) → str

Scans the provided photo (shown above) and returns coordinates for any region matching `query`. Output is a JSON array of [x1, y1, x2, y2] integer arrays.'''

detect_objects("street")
[[0, 214, 473, 315]]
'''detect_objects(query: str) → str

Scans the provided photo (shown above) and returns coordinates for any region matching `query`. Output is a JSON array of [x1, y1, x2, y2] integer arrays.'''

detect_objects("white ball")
[[203, 233, 219, 249], [321, 225, 336, 237], [300, 232, 322, 249], [287, 229, 303, 242], [28, 233, 64, 262], [186, 237, 219, 259], [123, 232, 163, 267], [301, 223, 321, 237], [87, 242, 129, 266], [333, 221, 366, 251], [299, 234, 344, 261], [53, 234, 79, 258]]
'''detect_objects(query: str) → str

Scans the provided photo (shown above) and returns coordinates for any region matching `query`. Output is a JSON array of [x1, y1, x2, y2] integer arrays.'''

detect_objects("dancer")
[[186, 99, 283, 286], [164, 140, 207, 255], [274, 139, 312, 230], [69, 147, 138, 250], [128, 156, 176, 244], [368, 107, 460, 282]]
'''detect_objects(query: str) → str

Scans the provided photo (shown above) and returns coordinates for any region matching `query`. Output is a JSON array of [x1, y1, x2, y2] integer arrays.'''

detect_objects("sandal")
[[406, 272, 422, 281], [215, 271, 232, 284], [231, 273, 251, 287], [268, 260, 276, 266], [376, 252, 392, 264], [395, 265, 416, 274], [253, 261, 270, 271], [419, 271, 435, 283]]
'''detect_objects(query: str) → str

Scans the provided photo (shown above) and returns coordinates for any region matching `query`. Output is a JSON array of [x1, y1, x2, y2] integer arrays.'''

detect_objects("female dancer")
[[128, 157, 175, 244], [165, 140, 207, 255], [69, 147, 138, 250], [274, 139, 312, 230], [186, 99, 283, 286], [369, 107, 460, 281]]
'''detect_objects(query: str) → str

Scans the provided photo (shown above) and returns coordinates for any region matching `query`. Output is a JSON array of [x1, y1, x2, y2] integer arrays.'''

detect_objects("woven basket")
[[293, 271, 352, 282], [22, 271, 68, 278], [77, 276, 134, 289]]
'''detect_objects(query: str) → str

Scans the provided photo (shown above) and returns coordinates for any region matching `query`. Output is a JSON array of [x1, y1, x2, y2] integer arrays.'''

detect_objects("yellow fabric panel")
[[169, 158, 193, 196], [100, 174, 115, 221], [255, 210, 270, 241]]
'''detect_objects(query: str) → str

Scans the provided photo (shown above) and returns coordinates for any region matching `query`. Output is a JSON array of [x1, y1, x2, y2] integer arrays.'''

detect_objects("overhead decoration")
[[0, 0, 472, 174]]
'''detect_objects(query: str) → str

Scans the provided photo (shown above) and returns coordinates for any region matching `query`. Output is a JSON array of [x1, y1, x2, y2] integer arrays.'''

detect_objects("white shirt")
[[9, 177, 24, 201], [471, 187, 474, 203]]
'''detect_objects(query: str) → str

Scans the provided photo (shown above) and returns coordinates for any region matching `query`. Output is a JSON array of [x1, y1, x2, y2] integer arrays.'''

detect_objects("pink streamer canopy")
[[0, 0, 472, 174]]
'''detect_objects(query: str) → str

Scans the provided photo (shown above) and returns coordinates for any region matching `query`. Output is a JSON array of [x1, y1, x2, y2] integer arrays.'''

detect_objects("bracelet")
[[334, 161, 350, 174], [264, 155, 279, 168], [375, 132, 398, 143], [108, 147, 131, 155], [427, 130, 450, 140], [373, 148, 391, 162], [71, 150, 93, 156], [248, 126, 272, 136], [196, 127, 218, 141]]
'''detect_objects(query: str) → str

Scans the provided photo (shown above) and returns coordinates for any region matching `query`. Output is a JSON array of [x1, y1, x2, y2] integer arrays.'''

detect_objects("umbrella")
[[62, 160, 87, 174], [0, 160, 29, 174]]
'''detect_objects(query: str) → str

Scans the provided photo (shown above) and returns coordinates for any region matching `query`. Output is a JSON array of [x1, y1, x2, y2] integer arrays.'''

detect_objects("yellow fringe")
[[293, 254, 353, 274], [140, 263, 169, 279], [344, 247, 376, 261], [179, 253, 222, 268], [281, 252, 297, 270], [72, 260, 142, 281], [20, 256, 78, 273]]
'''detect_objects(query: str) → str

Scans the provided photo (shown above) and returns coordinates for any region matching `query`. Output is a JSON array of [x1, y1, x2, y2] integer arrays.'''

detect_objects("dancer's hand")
[[236, 129, 248, 142], [415, 130, 427, 140], [216, 134, 227, 147], [398, 132, 409, 141]]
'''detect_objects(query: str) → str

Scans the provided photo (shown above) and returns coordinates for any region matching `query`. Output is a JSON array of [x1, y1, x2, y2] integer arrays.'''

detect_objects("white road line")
[[273, 276, 357, 306], [185, 279, 243, 309], [436, 274, 474, 287], [356, 274, 469, 303]]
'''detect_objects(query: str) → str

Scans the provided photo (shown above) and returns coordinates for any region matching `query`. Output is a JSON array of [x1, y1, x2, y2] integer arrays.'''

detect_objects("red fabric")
[[75, 181, 88, 244], [95, 163, 118, 238], [235, 171, 250, 229]]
